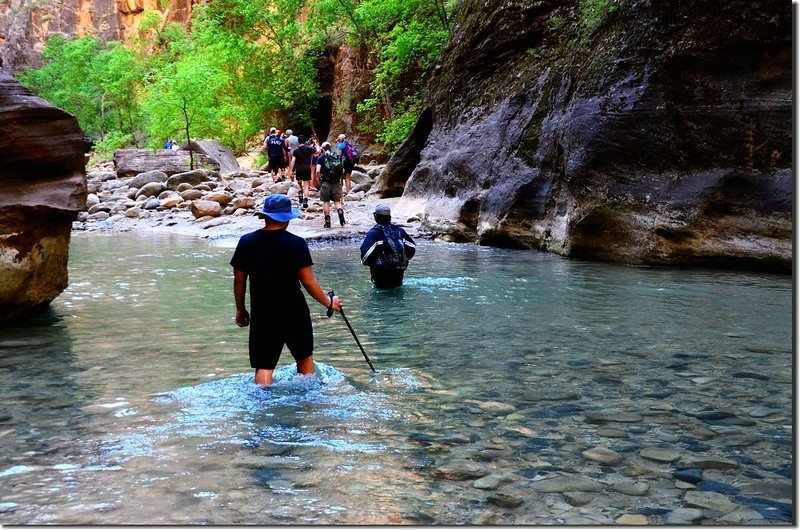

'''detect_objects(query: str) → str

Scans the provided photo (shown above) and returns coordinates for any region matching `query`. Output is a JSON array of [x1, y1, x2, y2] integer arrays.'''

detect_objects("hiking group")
[[231, 192, 416, 385], [263, 128, 359, 229]]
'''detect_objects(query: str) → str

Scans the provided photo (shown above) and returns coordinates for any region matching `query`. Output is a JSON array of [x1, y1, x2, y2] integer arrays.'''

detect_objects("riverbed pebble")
[[640, 447, 681, 463], [581, 446, 624, 465], [529, 476, 603, 493]]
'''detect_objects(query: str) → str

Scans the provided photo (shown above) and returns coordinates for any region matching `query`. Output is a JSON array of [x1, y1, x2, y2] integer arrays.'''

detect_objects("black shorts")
[[296, 167, 311, 182], [343, 159, 355, 174], [248, 311, 313, 370], [268, 156, 284, 173]]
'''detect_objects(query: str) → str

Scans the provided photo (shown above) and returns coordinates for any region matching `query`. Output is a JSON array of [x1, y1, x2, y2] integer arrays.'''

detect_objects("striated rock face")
[[384, 0, 791, 272], [0, 72, 90, 321], [0, 0, 200, 73]]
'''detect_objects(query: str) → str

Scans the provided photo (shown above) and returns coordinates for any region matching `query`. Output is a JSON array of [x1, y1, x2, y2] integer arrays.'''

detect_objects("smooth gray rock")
[[665, 507, 704, 524], [128, 170, 168, 189], [612, 480, 650, 496], [529, 476, 603, 493], [641, 447, 682, 463], [582, 446, 624, 465], [683, 490, 740, 512]]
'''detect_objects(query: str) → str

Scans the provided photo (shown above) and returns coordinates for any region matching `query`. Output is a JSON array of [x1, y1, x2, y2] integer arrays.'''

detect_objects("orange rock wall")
[[0, 0, 200, 73]]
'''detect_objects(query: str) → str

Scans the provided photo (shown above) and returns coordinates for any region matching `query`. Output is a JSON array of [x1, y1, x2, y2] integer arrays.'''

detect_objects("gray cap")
[[374, 203, 391, 216]]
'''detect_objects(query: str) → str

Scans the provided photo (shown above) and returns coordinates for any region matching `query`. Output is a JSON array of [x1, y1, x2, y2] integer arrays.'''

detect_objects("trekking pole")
[[327, 291, 377, 373]]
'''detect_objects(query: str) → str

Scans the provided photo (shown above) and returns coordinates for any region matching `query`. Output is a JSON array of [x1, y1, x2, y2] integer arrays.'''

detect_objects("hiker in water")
[[360, 203, 416, 289], [231, 194, 342, 385]]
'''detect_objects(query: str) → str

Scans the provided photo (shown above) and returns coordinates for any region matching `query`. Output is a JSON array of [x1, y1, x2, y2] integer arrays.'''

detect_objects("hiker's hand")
[[236, 308, 250, 327], [330, 295, 342, 313]]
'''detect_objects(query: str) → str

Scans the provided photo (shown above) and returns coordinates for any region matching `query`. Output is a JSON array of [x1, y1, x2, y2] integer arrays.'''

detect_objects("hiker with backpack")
[[360, 203, 416, 289], [336, 134, 359, 195], [315, 142, 346, 228]]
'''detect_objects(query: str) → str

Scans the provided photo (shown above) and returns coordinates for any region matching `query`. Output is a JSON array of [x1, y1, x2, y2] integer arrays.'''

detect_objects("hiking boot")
[[302, 199, 308, 210], [337, 208, 345, 227], [324, 215, 331, 229]]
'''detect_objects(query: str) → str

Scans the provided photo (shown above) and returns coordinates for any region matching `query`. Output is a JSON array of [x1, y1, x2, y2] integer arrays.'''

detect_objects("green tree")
[[141, 54, 227, 165], [17, 35, 147, 157], [17, 0, 460, 158], [17, 35, 105, 136], [308, 0, 457, 152]]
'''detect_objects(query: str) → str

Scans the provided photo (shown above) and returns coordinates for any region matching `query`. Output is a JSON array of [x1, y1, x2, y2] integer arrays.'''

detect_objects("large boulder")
[[0, 72, 90, 321], [183, 139, 241, 176], [114, 149, 219, 179], [384, 0, 791, 272]]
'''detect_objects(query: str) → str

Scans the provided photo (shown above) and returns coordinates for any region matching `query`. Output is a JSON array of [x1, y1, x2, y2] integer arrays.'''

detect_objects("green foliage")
[[376, 100, 419, 151], [549, 14, 566, 30], [17, 35, 143, 144], [580, 0, 617, 34], [90, 130, 134, 164], [17, 0, 459, 158], [17, 35, 104, 136], [308, 0, 455, 148]]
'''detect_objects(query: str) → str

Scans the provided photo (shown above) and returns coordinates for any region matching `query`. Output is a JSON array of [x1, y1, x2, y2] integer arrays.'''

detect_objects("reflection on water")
[[0, 232, 792, 524]]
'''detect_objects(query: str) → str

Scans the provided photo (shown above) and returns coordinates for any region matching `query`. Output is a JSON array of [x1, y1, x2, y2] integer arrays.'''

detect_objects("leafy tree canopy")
[[16, 0, 460, 158]]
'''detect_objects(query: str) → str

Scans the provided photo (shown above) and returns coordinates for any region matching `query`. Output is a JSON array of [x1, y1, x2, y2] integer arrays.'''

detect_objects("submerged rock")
[[529, 476, 603, 493]]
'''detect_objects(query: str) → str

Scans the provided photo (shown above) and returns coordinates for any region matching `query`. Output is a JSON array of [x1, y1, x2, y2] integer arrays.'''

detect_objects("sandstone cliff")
[[0, 72, 90, 320], [383, 0, 791, 272], [0, 0, 197, 73]]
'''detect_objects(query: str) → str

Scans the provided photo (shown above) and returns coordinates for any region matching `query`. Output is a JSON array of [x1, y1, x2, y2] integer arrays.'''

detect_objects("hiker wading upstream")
[[230, 194, 342, 385], [360, 203, 416, 289]]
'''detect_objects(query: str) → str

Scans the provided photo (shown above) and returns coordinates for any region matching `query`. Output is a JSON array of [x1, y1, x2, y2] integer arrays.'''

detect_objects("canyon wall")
[[0, 72, 91, 320], [383, 0, 791, 272], [0, 0, 197, 73]]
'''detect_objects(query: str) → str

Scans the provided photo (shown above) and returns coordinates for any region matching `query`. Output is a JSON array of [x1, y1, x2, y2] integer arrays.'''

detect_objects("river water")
[[0, 232, 792, 525]]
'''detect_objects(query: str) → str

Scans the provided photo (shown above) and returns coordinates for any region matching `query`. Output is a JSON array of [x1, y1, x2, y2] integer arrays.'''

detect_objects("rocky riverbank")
[[74, 161, 427, 244]]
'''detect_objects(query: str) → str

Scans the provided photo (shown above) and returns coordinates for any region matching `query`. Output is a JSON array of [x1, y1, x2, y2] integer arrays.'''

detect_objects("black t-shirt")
[[230, 229, 313, 318], [292, 144, 317, 171]]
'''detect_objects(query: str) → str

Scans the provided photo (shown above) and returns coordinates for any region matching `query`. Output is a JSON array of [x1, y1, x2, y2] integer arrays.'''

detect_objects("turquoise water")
[[0, 232, 792, 524]]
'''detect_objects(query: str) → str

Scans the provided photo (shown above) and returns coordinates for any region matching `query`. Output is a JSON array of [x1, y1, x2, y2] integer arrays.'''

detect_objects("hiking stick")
[[327, 291, 377, 373], [340, 308, 377, 373]]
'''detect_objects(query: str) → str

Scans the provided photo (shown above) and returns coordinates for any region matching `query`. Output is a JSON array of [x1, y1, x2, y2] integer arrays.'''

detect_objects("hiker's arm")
[[233, 269, 250, 327], [361, 232, 383, 265], [298, 266, 342, 312]]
